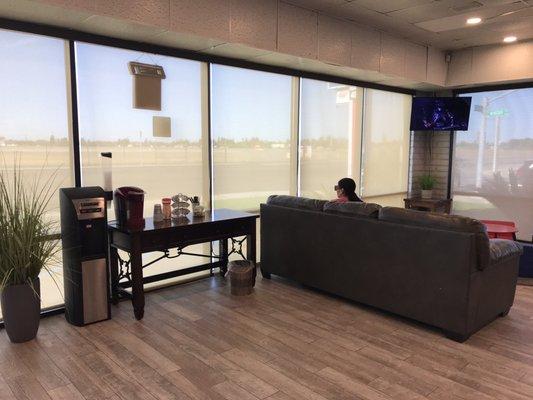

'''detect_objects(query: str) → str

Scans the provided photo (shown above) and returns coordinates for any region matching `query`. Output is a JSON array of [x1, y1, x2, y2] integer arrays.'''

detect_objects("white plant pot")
[[421, 189, 433, 199]]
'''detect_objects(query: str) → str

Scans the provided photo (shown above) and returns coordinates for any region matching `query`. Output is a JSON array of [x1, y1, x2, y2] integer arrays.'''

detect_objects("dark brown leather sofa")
[[260, 195, 522, 342]]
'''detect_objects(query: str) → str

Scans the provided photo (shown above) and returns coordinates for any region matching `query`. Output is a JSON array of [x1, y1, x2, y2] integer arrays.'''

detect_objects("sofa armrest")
[[489, 239, 523, 265]]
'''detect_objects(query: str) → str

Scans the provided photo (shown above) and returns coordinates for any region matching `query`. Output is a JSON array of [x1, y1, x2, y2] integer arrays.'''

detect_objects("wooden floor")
[[2, 276, 533, 400]]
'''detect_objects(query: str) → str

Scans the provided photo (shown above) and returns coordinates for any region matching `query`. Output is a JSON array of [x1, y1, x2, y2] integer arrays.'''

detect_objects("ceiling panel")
[[77, 15, 166, 43], [476, 0, 524, 5], [201, 42, 272, 59], [147, 30, 226, 52], [293, 0, 533, 49], [488, 18, 533, 34], [415, 2, 529, 32], [350, 0, 432, 14], [325, 2, 442, 44], [386, 0, 477, 24], [283, 0, 350, 12]]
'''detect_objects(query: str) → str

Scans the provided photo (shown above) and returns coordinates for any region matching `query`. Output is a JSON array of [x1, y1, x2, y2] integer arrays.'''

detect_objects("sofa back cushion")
[[378, 207, 490, 270], [266, 195, 326, 212], [323, 201, 381, 218]]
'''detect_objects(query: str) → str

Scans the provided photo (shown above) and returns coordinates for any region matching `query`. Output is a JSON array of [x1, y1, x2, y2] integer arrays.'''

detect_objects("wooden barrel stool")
[[228, 260, 256, 296]]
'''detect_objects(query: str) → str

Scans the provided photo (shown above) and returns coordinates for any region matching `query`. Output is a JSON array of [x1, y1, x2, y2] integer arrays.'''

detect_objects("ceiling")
[[286, 0, 533, 49], [0, 0, 448, 91]]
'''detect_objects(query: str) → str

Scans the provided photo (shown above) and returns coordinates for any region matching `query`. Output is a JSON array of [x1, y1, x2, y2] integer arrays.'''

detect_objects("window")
[[0, 29, 73, 312], [0, 25, 418, 319], [210, 65, 294, 211], [299, 79, 363, 199], [77, 43, 208, 208], [76, 42, 209, 284], [453, 88, 533, 240], [361, 89, 411, 207]]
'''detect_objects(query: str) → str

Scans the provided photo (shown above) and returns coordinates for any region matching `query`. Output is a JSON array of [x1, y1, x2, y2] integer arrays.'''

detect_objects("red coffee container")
[[114, 186, 145, 230]]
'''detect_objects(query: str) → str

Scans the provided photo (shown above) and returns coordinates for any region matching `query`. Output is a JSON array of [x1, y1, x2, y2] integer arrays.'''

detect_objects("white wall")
[[447, 40, 533, 87]]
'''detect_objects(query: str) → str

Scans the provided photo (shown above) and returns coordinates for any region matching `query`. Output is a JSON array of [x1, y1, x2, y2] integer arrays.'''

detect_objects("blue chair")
[[519, 242, 533, 278]]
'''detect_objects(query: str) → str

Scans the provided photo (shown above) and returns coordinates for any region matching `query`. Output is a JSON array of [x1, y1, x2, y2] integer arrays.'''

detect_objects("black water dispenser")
[[60, 186, 110, 326]]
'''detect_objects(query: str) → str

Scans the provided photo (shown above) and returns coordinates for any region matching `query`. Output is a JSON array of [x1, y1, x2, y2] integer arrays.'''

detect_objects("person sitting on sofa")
[[334, 178, 363, 203]]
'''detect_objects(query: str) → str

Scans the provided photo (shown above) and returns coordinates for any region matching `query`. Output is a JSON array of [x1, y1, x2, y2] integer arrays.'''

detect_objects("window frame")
[[360, 88, 412, 205]]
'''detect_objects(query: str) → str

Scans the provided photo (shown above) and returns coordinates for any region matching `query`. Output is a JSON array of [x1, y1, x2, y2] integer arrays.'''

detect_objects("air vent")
[[450, 1, 483, 13]]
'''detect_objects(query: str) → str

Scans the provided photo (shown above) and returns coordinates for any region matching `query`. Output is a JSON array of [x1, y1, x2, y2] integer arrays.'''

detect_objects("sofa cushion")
[[266, 195, 326, 212], [323, 201, 381, 218], [379, 207, 484, 232], [379, 207, 490, 270]]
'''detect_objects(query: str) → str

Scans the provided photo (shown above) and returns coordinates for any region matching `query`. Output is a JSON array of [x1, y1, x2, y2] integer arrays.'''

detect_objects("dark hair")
[[338, 178, 359, 201]]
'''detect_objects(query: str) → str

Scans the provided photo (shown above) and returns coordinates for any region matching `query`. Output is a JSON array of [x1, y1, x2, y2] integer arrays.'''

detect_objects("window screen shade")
[[453, 88, 533, 241], [0, 29, 73, 313], [210, 65, 293, 211], [299, 79, 363, 200], [361, 89, 411, 206], [76, 43, 206, 217]]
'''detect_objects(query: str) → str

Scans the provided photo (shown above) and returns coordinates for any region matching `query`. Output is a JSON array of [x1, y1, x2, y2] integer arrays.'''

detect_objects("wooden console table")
[[404, 197, 452, 214], [108, 209, 258, 320]]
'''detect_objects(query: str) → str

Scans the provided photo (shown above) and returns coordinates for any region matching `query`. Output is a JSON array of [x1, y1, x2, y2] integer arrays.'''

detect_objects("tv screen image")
[[410, 97, 472, 131]]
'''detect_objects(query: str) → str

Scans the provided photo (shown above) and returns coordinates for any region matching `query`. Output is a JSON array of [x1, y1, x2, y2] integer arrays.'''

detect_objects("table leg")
[[130, 233, 145, 320], [109, 243, 119, 305], [246, 221, 256, 264], [246, 220, 267, 279], [219, 238, 229, 277]]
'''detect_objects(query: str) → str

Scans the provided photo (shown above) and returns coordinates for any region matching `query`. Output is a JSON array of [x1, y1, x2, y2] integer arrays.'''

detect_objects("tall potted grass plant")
[[0, 161, 59, 343], [419, 174, 437, 199]]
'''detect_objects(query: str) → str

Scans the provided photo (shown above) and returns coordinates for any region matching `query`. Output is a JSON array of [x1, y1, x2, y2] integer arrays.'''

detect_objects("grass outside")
[[452, 195, 497, 212]]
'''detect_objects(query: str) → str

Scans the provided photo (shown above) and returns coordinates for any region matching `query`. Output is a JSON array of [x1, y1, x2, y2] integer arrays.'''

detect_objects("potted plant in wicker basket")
[[0, 162, 59, 343], [420, 174, 437, 199]]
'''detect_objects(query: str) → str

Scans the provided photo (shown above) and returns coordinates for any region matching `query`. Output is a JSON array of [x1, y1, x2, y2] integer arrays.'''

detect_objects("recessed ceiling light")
[[503, 36, 517, 43], [466, 17, 482, 25]]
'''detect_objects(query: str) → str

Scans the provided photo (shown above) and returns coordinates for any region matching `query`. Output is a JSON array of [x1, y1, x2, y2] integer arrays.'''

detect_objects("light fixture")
[[466, 17, 482, 25], [503, 36, 517, 43]]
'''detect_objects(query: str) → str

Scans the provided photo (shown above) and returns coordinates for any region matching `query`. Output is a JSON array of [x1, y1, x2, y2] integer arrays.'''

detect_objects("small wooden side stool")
[[228, 260, 256, 296]]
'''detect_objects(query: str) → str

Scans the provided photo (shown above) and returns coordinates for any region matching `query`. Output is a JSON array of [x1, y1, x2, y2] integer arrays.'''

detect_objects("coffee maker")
[[113, 186, 145, 229]]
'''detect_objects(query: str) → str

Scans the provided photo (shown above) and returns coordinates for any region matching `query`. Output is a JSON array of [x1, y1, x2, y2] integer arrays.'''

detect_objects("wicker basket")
[[228, 260, 256, 296]]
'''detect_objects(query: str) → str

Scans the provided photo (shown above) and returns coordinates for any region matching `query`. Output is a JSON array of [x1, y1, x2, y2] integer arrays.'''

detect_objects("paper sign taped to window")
[[153, 116, 171, 138]]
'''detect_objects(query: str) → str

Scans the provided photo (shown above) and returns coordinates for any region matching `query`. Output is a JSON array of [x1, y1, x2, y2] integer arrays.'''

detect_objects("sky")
[[77, 42, 203, 142], [0, 28, 410, 145], [0, 29, 292, 142], [456, 88, 533, 144], [4, 27, 526, 147], [0, 29, 69, 140], [211, 64, 292, 142], [300, 79, 352, 140]]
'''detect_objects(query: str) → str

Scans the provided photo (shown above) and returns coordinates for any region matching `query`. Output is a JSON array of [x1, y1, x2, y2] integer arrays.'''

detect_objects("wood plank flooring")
[[1, 275, 533, 400]]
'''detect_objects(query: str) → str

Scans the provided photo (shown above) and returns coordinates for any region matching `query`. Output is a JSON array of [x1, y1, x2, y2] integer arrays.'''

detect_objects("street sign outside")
[[488, 109, 508, 117]]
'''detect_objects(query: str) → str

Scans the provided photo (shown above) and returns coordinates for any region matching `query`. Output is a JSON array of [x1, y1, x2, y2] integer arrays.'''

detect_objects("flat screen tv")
[[410, 97, 472, 131]]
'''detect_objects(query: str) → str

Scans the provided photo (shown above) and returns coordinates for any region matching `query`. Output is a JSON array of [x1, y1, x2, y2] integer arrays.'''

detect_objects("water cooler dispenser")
[[60, 187, 110, 326]]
